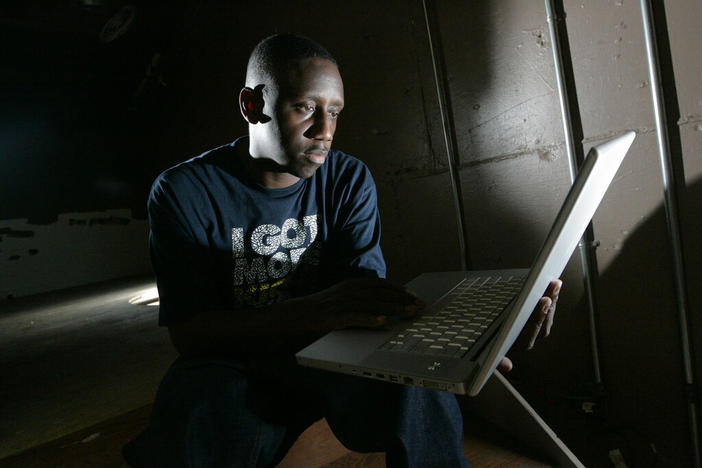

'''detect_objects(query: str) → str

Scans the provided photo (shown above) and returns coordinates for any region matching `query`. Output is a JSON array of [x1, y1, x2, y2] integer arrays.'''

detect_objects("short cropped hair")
[[245, 34, 337, 87]]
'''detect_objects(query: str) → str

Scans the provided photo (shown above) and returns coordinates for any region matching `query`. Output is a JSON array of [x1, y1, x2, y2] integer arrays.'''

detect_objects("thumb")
[[497, 356, 513, 372]]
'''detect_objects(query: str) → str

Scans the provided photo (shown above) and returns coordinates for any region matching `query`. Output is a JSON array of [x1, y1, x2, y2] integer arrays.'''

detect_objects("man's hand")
[[498, 279, 562, 372], [307, 277, 425, 331]]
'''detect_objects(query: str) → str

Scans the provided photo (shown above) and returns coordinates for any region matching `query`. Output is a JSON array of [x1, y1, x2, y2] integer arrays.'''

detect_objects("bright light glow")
[[129, 287, 159, 306]]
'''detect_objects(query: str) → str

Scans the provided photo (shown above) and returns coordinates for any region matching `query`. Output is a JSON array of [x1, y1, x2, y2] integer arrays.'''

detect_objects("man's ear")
[[239, 85, 268, 124], [239, 87, 257, 123]]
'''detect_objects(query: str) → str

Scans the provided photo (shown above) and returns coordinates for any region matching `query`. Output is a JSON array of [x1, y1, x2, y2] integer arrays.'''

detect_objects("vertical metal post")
[[422, 0, 471, 271], [640, 1, 700, 465], [544, 0, 603, 385]]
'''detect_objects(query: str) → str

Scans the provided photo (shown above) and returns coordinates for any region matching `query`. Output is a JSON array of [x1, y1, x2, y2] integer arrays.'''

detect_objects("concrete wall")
[[432, 1, 701, 466], [1, 0, 700, 465]]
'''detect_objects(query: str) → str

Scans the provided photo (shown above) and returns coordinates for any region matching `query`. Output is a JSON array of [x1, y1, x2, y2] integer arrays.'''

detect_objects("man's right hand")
[[306, 277, 425, 331]]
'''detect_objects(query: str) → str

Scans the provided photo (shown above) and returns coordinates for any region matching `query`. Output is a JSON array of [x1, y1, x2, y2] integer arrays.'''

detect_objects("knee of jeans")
[[181, 400, 285, 467], [153, 360, 250, 414], [149, 363, 289, 467]]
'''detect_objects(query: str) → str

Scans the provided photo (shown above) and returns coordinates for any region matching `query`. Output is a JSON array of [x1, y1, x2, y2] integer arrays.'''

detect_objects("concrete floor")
[[0, 276, 177, 458]]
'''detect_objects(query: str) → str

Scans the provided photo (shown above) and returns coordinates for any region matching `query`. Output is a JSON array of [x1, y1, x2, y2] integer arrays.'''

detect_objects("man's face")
[[250, 58, 344, 180]]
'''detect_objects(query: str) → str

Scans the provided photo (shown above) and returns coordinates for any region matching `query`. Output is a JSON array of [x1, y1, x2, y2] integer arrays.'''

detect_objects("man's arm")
[[168, 277, 424, 357], [170, 276, 561, 361]]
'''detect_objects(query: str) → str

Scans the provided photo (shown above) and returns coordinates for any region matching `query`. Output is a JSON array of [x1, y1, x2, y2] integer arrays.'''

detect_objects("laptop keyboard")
[[380, 275, 525, 358]]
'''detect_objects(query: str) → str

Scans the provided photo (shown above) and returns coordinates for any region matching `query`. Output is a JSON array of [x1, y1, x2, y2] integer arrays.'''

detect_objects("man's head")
[[239, 34, 344, 187]]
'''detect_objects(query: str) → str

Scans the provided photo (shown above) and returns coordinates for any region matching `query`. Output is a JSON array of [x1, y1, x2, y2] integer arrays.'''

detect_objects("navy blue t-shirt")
[[148, 137, 386, 326]]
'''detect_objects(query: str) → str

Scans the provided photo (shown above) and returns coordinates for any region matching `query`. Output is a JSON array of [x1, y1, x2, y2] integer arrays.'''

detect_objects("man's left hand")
[[498, 279, 562, 372]]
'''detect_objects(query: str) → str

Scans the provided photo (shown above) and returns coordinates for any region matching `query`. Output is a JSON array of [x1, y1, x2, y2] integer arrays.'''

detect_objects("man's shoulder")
[[151, 141, 239, 195], [160, 142, 236, 181], [323, 148, 375, 186]]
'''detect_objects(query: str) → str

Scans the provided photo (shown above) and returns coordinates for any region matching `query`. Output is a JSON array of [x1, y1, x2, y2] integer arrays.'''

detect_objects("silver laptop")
[[296, 131, 636, 396]]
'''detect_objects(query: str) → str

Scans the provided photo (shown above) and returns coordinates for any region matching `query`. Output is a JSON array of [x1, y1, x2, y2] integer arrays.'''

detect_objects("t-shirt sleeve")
[[148, 172, 218, 326], [332, 164, 387, 280]]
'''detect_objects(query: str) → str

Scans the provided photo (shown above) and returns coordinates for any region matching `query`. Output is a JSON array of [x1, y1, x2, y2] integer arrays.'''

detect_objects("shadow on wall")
[[592, 176, 701, 465], [460, 157, 568, 271], [502, 176, 701, 467]]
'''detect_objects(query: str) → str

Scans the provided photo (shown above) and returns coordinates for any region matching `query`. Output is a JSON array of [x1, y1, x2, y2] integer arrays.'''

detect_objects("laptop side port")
[[423, 380, 448, 391], [403, 377, 414, 385]]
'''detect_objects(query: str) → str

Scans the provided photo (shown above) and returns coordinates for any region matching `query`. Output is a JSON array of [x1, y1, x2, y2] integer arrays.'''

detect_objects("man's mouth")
[[304, 147, 328, 164]]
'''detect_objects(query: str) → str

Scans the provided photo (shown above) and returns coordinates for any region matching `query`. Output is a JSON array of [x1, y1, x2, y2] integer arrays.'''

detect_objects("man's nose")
[[309, 111, 334, 141]]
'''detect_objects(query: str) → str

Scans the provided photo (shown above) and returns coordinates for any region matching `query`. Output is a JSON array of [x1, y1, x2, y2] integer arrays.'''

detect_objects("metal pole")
[[640, 1, 700, 465], [422, 0, 471, 271], [545, 0, 603, 385]]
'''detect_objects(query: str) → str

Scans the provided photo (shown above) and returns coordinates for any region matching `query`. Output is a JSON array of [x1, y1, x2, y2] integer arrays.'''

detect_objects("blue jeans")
[[123, 355, 469, 468]]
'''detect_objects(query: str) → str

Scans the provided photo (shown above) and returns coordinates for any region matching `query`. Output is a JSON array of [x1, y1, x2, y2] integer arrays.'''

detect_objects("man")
[[123, 34, 560, 467]]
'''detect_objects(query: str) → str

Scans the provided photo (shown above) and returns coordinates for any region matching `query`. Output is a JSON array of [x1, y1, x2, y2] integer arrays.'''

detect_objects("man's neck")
[[235, 139, 300, 189]]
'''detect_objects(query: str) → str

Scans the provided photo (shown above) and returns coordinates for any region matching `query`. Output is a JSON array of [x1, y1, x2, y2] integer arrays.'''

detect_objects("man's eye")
[[295, 104, 314, 112]]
